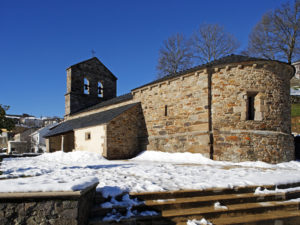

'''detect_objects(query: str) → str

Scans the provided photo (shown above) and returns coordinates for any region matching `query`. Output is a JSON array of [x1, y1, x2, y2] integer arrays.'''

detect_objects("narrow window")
[[98, 81, 103, 98], [84, 78, 90, 95], [164, 105, 168, 116], [246, 92, 258, 120], [85, 132, 91, 140]]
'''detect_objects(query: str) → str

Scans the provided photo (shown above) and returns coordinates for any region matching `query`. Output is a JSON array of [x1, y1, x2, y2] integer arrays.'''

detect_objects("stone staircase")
[[89, 183, 300, 225]]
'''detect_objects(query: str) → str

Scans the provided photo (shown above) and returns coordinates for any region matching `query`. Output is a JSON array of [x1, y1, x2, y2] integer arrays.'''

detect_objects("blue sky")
[[0, 0, 290, 117]]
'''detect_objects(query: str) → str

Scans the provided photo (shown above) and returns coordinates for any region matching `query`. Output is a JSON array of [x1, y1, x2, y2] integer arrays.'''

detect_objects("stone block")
[[0, 183, 98, 225], [188, 123, 209, 132]]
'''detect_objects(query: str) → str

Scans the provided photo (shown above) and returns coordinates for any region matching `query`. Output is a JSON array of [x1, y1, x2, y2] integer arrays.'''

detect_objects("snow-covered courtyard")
[[1, 151, 300, 197]]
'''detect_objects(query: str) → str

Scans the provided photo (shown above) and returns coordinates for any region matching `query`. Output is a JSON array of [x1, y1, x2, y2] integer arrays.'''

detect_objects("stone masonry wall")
[[62, 131, 74, 152], [0, 183, 97, 225], [131, 61, 294, 163], [132, 71, 211, 157], [64, 58, 294, 163], [211, 62, 294, 163], [213, 131, 294, 163], [47, 135, 61, 152], [105, 104, 147, 159]]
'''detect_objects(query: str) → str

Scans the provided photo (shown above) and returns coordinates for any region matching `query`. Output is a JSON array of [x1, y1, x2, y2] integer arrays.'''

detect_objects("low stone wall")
[[0, 153, 41, 161], [0, 183, 98, 225], [7, 141, 28, 154]]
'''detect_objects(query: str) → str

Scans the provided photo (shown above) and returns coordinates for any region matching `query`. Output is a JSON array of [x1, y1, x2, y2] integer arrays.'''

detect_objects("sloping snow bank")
[[1, 150, 300, 194], [132, 151, 274, 168], [132, 151, 214, 164], [0, 176, 99, 192], [37, 150, 105, 165]]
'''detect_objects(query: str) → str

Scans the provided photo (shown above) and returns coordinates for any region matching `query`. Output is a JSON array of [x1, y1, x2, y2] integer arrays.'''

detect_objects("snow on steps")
[[89, 182, 300, 225]]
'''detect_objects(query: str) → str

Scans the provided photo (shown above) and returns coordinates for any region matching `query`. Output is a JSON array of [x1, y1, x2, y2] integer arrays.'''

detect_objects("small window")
[[85, 132, 91, 140], [84, 78, 90, 95], [164, 105, 168, 116], [98, 81, 103, 98], [247, 92, 258, 120]]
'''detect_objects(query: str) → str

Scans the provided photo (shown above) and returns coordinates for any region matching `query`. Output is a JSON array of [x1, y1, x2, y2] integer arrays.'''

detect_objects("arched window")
[[98, 81, 103, 97], [84, 78, 89, 95]]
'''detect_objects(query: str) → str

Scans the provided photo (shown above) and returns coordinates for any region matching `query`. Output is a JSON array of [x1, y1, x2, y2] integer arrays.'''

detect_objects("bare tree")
[[192, 24, 240, 64], [245, 12, 278, 60], [157, 33, 194, 78], [247, 0, 300, 64]]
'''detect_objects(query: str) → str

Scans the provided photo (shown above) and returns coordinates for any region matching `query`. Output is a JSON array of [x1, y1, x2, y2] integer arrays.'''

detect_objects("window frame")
[[84, 77, 90, 95], [85, 132, 91, 140]]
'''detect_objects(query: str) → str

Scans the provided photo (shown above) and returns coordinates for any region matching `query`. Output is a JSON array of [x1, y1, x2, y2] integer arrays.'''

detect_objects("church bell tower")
[[65, 57, 117, 117]]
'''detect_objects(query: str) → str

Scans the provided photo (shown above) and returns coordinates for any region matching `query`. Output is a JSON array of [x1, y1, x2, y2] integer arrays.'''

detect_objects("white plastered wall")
[[74, 125, 106, 155]]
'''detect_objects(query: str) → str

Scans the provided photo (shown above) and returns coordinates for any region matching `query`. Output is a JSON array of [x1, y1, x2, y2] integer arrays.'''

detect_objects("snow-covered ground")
[[187, 219, 213, 225], [1, 151, 300, 197]]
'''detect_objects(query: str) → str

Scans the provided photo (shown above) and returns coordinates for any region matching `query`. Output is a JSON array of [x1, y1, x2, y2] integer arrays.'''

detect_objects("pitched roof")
[[63, 54, 295, 117], [132, 54, 295, 91], [44, 103, 138, 138], [67, 57, 117, 80], [71, 93, 133, 116]]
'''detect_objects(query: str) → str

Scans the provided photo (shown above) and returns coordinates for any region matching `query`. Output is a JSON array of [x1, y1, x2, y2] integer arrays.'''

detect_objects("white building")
[[293, 61, 300, 79], [30, 123, 58, 153]]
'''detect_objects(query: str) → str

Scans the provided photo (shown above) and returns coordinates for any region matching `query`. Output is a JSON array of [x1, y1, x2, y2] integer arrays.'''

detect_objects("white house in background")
[[30, 123, 58, 153], [0, 130, 9, 151], [293, 61, 300, 79], [20, 117, 44, 128]]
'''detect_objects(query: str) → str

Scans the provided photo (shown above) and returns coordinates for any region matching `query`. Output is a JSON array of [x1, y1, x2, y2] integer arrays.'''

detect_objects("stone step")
[[276, 181, 300, 189], [143, 190, 300, 211], [90, 182, 300, 224], [89, 215, 172, 225], [130, 182, 300, 201], [91, 189, 300, 216], [129, 185, 269, 201], [163, 200, 300, 223], [89, 199, 300, 224], [94, 182, 300, 203], [200, 210, 300, 225], [89, 209, 300, 225]]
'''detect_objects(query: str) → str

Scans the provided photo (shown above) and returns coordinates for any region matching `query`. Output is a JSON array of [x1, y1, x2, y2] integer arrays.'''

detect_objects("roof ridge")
[[67, 57, 98, 69], [132, 54, 293, 91], [69, 93, 133, 116], [66, 57, 117, 80], [44, 102, 139, 138]]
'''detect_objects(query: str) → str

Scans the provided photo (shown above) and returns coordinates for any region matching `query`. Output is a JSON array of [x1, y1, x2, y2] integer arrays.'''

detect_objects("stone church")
[[44, 55, 295, 163]]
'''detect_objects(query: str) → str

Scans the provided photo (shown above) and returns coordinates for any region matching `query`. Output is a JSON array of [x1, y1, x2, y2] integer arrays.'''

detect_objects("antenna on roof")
[[91, 49, 96, 57]]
